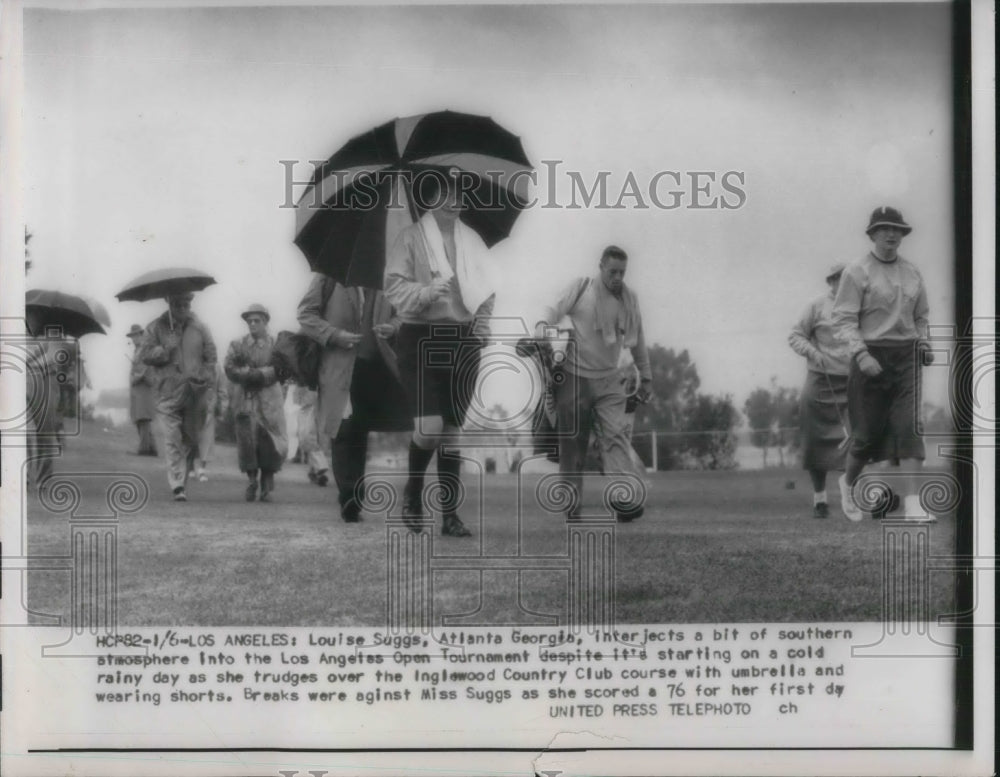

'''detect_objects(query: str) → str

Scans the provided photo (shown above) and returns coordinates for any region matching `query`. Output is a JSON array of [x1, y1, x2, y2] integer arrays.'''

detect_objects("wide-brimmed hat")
[[865, 206, 912, 236], [825, 262, 846, 281], [241, 303, 270, 323], [127, 324, 145, 338], [166, 291, 195, 303]]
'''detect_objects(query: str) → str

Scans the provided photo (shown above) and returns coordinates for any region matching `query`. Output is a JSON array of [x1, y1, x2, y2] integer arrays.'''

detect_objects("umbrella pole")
[[401, 177, 419, 224]]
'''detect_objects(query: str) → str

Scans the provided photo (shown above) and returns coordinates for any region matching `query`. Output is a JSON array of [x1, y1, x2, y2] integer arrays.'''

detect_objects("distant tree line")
[[743, 377, 802, 468], [630, 345, 740, 470]]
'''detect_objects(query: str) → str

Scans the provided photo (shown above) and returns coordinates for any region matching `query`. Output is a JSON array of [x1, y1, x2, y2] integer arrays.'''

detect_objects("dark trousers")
[[331, 357, 412, 505], [847, 342, 924, 463], [333, 416, 368, 505]]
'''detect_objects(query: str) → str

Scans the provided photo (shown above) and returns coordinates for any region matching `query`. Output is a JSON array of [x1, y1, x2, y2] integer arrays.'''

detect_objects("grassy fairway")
[[24, 421, 957, 626]]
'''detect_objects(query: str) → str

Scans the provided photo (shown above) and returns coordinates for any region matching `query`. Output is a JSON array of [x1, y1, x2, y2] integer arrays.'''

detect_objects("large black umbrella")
[[116, 267, 217, 302], [25, 289, 106, 338], [294, 110, 532, 288]]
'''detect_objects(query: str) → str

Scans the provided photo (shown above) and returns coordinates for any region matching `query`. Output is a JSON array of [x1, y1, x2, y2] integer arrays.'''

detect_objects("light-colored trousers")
[[555, 371, 646, 509], [157, 386, 210, 491], [186, 388, 215, 470], [199, 410, 215, 465], [297, 401, 329, 473]]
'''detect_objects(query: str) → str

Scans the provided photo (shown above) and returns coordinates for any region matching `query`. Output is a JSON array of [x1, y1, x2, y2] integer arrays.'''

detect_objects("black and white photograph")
[[0, 1, 993, 775]]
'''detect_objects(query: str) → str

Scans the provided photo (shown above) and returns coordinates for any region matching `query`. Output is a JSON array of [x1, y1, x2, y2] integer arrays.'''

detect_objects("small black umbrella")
[[116, 267, 217, 303], [294, 110, 532, 288], [26, 289, 106, 338]]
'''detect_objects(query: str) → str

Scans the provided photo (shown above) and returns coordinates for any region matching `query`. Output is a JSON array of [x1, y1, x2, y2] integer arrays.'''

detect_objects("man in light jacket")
[[535, 245, 652, 522], [139, 292, 218, 502], [127, 324, 158, 456]]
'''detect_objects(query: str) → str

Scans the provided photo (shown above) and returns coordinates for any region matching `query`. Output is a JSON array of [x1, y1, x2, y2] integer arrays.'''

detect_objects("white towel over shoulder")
[[418, 211, 494, 314]]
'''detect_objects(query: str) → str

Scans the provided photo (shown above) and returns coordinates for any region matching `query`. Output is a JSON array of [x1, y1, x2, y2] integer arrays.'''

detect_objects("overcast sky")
[[21, 2, 956, 413]]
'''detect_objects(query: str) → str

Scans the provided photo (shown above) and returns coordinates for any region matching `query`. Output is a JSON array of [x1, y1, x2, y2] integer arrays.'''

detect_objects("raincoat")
[[224, 333, 288, 473]]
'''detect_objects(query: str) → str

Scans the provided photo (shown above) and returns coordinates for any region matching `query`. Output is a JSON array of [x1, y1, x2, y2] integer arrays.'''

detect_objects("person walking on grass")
[[24, 309, 64, 491], [224, 304, 288, 502], [297, 275, 410, 522], [186, 362, 227, 482], [384, 174, 495, 537], [831, 206, 935, 523], [139, 292, 218, 502], [293, 384, 330, 487], [788, 263, 851, 519], [535, 245, 653, 522], [127, 324, 158, 456]]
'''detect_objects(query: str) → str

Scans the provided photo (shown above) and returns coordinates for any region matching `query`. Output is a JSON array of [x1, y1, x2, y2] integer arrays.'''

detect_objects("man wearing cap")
[[225, 304, 288, 502], [831, 206, 934, 522], [788, 264, 851, 518], [298, 276, 411, 522], [139, 292, 218, 501], [127, 324, 158, 456], [535, 245, 653, 522]]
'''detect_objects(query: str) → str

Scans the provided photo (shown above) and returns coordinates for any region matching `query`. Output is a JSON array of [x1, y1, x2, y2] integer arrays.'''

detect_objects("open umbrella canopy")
[[294, 110, 532, 288], [26, 289, 107, 338], [116, 267, 217, 302]]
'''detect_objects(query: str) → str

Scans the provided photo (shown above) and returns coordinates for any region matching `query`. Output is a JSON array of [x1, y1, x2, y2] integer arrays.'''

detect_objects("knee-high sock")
[[406, 441, 435, 500], [437, 448, 462, 516]]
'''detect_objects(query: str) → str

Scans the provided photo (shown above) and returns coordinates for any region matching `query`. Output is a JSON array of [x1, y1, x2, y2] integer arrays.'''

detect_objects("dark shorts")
[[847, 342, 924, 463], [800, 370, 848, 472], [396, 322, 482, 427], [347, 356, 413, 433]]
